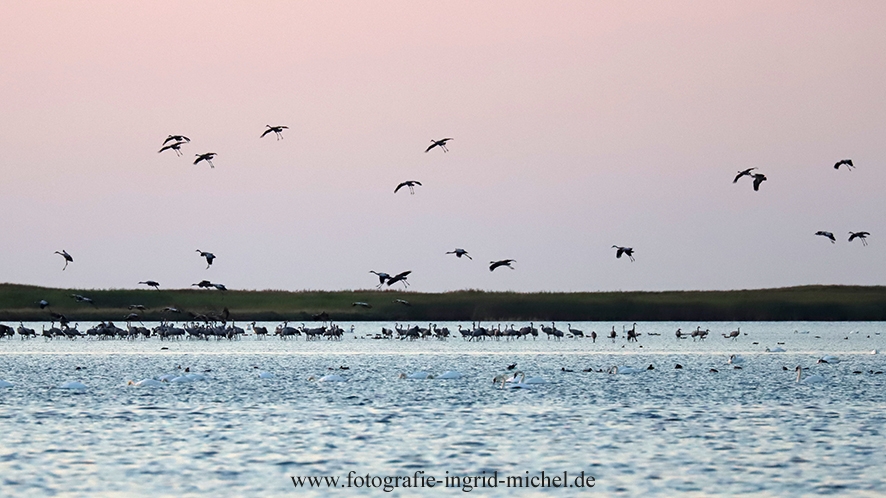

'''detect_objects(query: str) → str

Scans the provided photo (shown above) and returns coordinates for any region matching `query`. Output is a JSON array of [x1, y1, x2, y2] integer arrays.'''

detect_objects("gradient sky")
[[1, 1, 885, 293]]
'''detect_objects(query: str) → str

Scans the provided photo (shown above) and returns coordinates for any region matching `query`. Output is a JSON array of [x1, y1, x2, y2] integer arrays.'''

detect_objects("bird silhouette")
[[751, 173, 767, 191], [196, 250, 216, 268], [849, 231, 870, 246], [192, 280, 213, 289], [139, 280, 160, 290], [158, 141, 187, 156], [489, 259, 516, 272], [425, 138, 453, 153], [369, 271, 391, 288], [815, 231, 836, 243], [260, 125, 288, 140], [352, 302, 372, 308], [163, 135, 190, 145], [386, 271, 412, 287], [394, 181, 422, 195], [194, 152, 216, 168], [834, 159, 854, 171], [733, 167, 757, 183], [612, 245, 635, 262], [54, 250, 73, 270], [71, 294, 97, 307], [446, 248, 472, 260], [212, 283, 227, 291], [394, 299, 411, 306]]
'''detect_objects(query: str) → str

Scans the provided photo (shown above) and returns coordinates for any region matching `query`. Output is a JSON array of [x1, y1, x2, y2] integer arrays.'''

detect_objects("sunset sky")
[[1, 1, 884, 292]]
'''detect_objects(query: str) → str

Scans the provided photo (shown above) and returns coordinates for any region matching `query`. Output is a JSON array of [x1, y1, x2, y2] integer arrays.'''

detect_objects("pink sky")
[[1, 1, 884, 292]]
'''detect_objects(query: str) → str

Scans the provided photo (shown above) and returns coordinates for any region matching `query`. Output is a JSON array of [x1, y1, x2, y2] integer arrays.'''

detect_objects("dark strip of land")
[[1, 283, 885, 322], [0, 284, 886, 322]]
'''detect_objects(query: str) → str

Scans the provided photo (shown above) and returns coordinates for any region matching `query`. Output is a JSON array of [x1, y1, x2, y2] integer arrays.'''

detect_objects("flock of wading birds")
[[0, 321, 882, 390], [39, 128, 871, 315]]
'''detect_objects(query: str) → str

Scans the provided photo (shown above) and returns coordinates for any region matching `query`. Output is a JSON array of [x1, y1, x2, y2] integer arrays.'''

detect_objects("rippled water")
[[1, 321, 885, 496]]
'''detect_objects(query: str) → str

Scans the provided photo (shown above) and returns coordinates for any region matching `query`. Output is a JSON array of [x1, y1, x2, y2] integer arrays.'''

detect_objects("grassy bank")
[[1, 284, 885, 322]]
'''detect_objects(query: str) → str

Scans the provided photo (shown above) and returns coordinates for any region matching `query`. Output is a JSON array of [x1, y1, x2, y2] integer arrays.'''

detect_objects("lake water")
[[1, 321, 885, 496]]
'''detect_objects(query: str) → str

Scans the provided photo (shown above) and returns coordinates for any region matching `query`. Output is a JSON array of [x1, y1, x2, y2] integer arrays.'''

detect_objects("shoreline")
[[2, 283, 885, 322]]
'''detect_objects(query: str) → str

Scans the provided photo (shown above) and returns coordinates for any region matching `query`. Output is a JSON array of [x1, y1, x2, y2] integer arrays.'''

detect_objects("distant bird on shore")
[[733, 167, 757, 183], [192, 280, 213, 289], [751, 173, 767, 191], [352, 302, 372, 308], [394, 180, 422, 195], [386, 271, 412, 288], [37, 300, 50, 309], [163, 135, 190, 145], [446, 248, 472, 260], [212, 283, 227, 291], [369, 271, 391, 288], [260, 125, 288, 140], [815, 231, 836, 243], [162, 306, 182, 313], [194, 152, 216, 168], [394, 299, 411, 306], [425, 138, 453, 153], [139, 280, 160, 290], [849, 231, 870, 246], [834, 159, 854, 171], [612, 245, 635, 262], [55, 250, 73, 270], [489, 259, 516, 272], [196, 250, 216, 268], [129, 304, 147, 311], [158, 141, 186, 156]]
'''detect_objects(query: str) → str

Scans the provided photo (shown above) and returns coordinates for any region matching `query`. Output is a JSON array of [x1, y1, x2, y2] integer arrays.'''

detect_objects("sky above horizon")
[[1, 1, 885, 293]]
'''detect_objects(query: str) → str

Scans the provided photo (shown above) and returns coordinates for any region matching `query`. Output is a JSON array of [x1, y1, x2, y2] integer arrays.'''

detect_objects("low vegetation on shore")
[[1, 283, 885, 322]]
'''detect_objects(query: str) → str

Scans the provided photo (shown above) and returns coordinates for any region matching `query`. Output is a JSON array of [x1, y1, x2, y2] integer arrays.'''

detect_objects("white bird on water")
[[796, 366, 825, 385], [57, 381, 87, 390], [399, 371, 434, 380], [128, 379, 164, 387]]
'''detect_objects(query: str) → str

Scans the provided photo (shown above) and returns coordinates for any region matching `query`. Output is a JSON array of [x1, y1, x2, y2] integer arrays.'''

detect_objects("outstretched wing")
[[752, 175, 765, 191], [260, 128, 273, 138], [394, 182, 406, 193], [424, 143, 437, 153]]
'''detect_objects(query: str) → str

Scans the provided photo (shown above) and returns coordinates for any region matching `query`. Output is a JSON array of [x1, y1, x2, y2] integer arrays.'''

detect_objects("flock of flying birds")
[[49, 129, 523, 296], [50, 129, 871, 296], [732, 158, 870, 247]]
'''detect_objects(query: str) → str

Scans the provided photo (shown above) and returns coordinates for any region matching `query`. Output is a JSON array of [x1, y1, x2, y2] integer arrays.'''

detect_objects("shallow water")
[[1, 321, 885, 496]]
